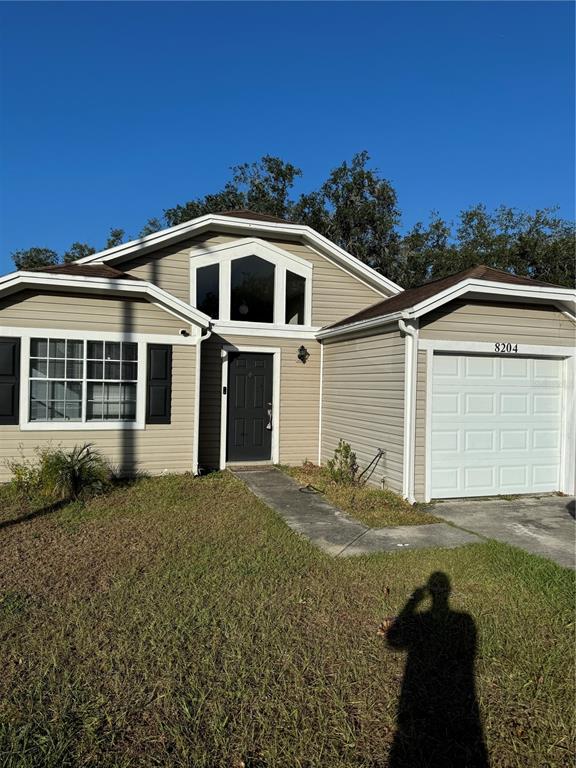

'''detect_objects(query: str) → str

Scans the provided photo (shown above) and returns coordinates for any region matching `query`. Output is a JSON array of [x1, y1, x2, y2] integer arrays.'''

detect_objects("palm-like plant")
[[38, 443, 112, 501]]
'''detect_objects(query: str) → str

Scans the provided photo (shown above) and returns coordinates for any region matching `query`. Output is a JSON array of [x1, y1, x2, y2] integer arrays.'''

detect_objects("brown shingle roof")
[[218, 209, 289, 224], [29, 263, 141, 280], [327, 265, 564, 330]]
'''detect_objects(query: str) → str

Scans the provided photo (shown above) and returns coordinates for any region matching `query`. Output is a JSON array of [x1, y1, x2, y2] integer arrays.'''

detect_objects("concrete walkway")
[[233, 468, 479, 557], [434, 495, 575, 569]]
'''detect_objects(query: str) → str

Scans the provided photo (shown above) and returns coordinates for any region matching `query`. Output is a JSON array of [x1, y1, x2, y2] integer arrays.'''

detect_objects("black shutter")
[[146, 344, 172, 424], [0, 337, 20, 425]]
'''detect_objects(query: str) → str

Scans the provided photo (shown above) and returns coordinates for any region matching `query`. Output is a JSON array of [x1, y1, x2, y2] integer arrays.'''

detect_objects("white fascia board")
[[72, 214, 403, 296], [410, 279, 576, 318], [315, 312, 403, 340], [0, 272, 211, 328]]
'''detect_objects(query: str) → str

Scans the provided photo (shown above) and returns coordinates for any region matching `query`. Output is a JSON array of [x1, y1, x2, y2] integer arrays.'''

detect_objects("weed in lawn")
[[280, 463, 439, 527]]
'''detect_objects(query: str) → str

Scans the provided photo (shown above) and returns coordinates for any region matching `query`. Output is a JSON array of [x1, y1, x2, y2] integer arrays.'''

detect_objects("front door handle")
[[266, 402, 272, 430]]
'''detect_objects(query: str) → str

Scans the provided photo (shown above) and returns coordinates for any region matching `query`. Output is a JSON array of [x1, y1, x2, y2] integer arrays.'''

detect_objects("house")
[[0, 210, 574, 501]]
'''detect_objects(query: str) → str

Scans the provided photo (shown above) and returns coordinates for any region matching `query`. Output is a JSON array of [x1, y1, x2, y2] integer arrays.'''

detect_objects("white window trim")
[[219, 344, 281, 469], [419, 339, 576, 501], [18, 332, 149, 431], [190, 238, 313, 328]]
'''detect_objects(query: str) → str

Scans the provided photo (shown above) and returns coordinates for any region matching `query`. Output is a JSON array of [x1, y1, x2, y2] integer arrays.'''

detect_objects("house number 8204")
[[494, 342, 518, 353]]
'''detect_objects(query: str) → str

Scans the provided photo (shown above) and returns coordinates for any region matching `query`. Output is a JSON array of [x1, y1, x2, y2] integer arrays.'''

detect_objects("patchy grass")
[[281, 463, 439, 527], [0, 473, 574, 768]]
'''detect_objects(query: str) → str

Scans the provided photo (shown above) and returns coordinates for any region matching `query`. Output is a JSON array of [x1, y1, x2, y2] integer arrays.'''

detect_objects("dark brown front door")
[[226, 352, 273, 462]]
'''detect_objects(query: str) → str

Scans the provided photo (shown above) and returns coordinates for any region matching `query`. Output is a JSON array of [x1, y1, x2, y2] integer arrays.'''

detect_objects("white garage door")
[[431, 354, 564, 498]]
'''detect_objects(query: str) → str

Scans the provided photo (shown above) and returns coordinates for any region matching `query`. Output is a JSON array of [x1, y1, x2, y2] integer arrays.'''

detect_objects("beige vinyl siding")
[[320, 329, 405, 493], [124, 232, 389, 328], [123, 234, 237, 303], [259, 238, 388, 327], [0, 290, 183, 335], [420, 300, 576, 346], [198, 334, 321, 468], [414, 349, 427, 501], [0, 345, 196, 482]]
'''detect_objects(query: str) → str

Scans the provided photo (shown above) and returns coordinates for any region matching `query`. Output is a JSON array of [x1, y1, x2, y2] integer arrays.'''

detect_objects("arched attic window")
[[190, 238, 313, 327]]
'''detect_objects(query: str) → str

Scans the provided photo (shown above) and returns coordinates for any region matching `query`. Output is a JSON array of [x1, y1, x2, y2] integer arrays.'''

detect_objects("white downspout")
[[193, 325, 212, 475], [318, 340, 324, 466], [399, 315, 418, 504]]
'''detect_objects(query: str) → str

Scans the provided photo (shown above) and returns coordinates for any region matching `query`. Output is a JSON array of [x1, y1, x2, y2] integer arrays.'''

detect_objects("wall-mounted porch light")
[[297, 345, 310, 364]]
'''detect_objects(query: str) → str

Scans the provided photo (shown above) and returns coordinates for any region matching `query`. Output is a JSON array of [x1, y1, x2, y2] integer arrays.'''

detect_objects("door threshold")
[[227, 461, 274, 471]]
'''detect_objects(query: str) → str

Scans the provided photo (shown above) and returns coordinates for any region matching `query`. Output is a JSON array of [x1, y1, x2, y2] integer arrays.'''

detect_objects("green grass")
[[281, 463, 439, 527], [0, 473, 574, 767]]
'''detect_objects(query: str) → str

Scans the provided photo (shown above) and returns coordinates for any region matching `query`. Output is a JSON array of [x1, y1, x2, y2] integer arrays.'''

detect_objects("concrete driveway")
[[433, 495, 575, 569]]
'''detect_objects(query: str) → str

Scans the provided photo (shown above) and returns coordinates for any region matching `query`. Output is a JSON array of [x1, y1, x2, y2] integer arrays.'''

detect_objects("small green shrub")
[[326, 439, 359, 485], [6, 443, 112, 505]]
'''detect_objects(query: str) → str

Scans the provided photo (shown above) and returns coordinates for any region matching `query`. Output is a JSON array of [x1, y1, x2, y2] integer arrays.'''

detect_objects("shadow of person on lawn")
[[387, 572, 489, 768]]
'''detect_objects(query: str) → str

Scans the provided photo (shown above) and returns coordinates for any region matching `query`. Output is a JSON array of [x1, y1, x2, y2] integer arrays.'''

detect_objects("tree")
[[295, 151, 402, 280], [398, 205, 575, 287], [398, 213, 454, 286], [11, 247, 59, 271], [164, 151, 402, 280], [163, 156, 301, 227], [63, 242, 96, 263], [105, 228, 126, 249], [139, 218, 163, 237]]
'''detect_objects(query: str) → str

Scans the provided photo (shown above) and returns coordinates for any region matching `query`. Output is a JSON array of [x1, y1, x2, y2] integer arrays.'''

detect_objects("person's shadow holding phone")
[[387, 572, 489, 768]]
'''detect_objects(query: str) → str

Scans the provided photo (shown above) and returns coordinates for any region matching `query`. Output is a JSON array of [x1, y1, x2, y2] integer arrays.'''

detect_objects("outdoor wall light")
[[297, 345, 310, 364]]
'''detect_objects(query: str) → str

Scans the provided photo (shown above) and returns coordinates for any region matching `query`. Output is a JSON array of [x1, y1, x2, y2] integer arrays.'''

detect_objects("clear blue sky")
[[0, 1, 573, 274]]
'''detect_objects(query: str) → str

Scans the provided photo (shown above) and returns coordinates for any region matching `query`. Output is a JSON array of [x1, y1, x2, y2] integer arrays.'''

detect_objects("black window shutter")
[[0, 337, 20, 425], [146, 344, 172, 424]]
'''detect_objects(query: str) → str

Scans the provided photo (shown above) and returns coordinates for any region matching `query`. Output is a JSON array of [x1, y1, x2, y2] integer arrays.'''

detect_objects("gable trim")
[[317, 279, 576, 339], [72, 213, 402, 296], [0, 271, 211, 329]]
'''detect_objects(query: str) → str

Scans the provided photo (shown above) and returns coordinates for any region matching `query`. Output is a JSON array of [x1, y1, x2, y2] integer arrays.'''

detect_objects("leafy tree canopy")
[[9, 153, 574, 287], [63, 242, 96, 263], [12, 247, 59, 271], [105, 228, 126, 249]]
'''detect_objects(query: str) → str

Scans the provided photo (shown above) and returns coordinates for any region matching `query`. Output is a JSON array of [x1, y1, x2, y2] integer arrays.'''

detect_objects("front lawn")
[[281, 463, 439, 527], [0, 473, 573, 767]]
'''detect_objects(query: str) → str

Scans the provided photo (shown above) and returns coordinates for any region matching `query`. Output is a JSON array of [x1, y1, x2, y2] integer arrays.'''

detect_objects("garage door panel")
[[500, 430, 528, 450], [434, 393, 460, 414], [499, 465, 528, 488], [465, 356, 495, 377], [431, 467, 460, 494], [432, 430, 459, 451], [533, 465, 560, 486], [501, 358, 528, 379], [533, 393, 561, 414], [464, 430, 494, 451], [532, 429, 560, 450], [434, 355, 460, 377], [533, 359, 563, 380], [431, 354, 563, 498], [500, 393, 529, 415], [464, 466, 495, 491], [465, 392, 495, 415]]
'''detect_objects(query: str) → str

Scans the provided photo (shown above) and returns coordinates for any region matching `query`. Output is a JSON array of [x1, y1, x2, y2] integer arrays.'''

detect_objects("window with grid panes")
[[29, 338, 138, 422]]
